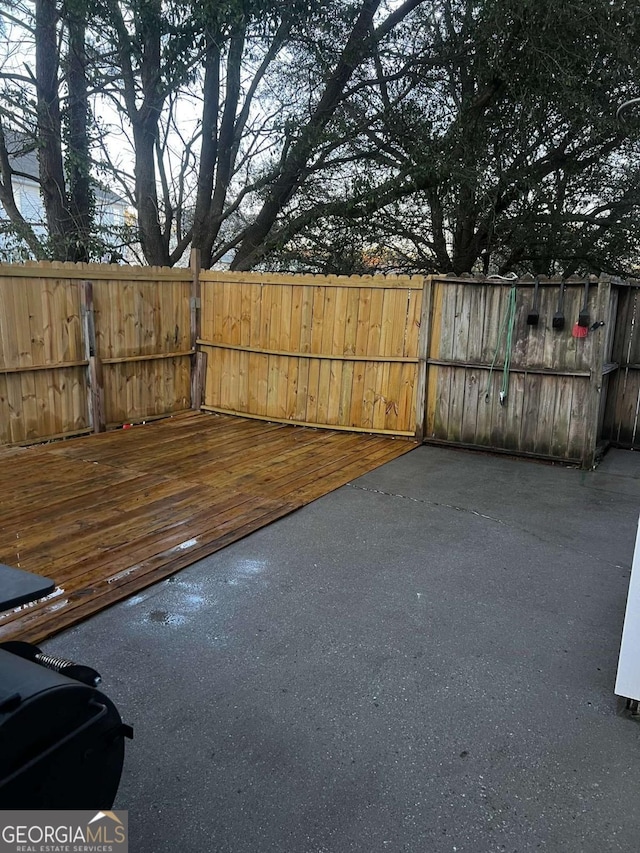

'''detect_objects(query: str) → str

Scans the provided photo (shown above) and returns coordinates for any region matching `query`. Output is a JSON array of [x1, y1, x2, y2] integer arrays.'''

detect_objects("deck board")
[[0, 412, 415, 642]]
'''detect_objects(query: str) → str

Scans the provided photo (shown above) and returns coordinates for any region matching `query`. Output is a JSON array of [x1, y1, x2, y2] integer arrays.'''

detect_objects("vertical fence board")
[[460, 370, 481, 444], [306, 357, 321, 425], [601, 284, 640, 449], [332, 287, 348, 355], [413, 277, 432, 441], [344, 287, 360, 356], [295, 356, 310, 422], [80, 280, 105, 433], [355, 288, 372, 356], [190, 249, 202, 409], [425, 281, 443, 437], [582, 277, 611, 465]]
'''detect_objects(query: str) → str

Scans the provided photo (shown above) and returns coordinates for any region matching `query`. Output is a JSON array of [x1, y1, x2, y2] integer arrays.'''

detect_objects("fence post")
[[190, 248, 205, 410], [414, 276, 432, 441], [583, 274, 611, 468], [80, 280, 105, 433]]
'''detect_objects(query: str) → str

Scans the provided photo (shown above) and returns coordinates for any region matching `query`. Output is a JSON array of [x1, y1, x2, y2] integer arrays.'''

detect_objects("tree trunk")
[[132, 0, 169, 266], [66, 0, 92, 262], [0, 126, 48, 259], [452, 191, 478, 273], [36, 0, 73, 258], [428, 190, 453, 271], [190, 35, 221, 267], [200, 28, 246, 267], [133, 119, 170, 266]]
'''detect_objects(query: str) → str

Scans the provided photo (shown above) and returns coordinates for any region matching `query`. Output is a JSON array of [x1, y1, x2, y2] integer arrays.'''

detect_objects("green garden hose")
[[485, 285, 518, 406]]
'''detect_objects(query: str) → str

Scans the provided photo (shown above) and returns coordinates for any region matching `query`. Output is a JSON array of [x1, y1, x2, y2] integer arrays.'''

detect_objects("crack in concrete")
[[346, 482, 506, 525], [346, 482, 630, 573]]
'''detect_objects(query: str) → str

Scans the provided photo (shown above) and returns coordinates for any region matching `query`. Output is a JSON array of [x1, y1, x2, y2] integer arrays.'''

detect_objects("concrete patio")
[[45, 443, 640, 852]]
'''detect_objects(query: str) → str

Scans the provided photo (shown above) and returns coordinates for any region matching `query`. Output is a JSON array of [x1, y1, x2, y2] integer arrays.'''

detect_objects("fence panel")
[[91, 270, 192, 426], [0, 262, 192, 444], [199, 272, 425, 436], [0, 265, 88, 444], [425, 277, 607, 464]]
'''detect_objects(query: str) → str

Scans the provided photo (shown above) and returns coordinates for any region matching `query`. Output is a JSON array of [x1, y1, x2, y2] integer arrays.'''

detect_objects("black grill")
[[0, 564, 132, 809]]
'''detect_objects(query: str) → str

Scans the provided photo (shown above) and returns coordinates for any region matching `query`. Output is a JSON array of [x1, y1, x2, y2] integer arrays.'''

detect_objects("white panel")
[[615, 515, 640, 701]]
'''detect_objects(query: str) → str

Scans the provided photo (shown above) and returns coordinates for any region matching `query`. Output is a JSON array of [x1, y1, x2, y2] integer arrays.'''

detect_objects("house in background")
[[0, 135, 135, 263]]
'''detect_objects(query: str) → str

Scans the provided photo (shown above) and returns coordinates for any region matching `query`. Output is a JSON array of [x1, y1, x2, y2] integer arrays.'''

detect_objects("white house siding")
[[0, 170, 133, 261]]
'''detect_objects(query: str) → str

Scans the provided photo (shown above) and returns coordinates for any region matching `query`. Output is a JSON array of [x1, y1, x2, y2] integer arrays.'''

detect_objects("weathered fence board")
[[199, 271, 425, 436]]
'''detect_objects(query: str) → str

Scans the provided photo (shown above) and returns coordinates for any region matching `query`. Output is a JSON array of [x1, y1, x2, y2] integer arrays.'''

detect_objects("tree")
[[86, 0, 429, 268], [269, 0, 640, 276], [0, 0, 102, 261]]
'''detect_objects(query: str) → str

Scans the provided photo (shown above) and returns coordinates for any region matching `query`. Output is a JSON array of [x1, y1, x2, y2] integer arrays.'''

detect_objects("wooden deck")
[[0, 412, 415, 643]]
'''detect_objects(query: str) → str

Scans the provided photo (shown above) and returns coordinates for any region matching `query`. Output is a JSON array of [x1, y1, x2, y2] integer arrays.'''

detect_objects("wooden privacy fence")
[[0, 261, 427, 444], [0, 267, 87, 444], [0, 262, 193, 444], [197, 271, 426, 436], [424, 275, 617, 466], [0, 260, 635, 467]]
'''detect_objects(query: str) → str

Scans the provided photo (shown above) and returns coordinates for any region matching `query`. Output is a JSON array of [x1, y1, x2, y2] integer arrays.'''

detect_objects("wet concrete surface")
[[45, 445, 640, 852]]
